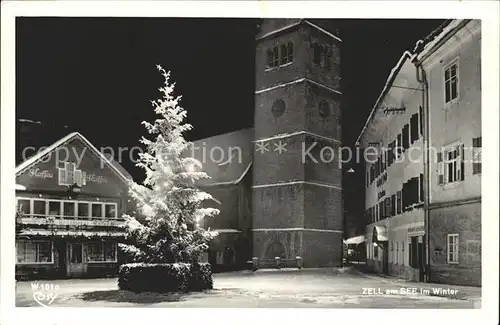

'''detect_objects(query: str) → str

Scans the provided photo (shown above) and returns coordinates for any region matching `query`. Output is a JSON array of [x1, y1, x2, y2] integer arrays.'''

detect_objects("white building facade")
[[415, 19, 481, 286], [356, 19, 481, 285]]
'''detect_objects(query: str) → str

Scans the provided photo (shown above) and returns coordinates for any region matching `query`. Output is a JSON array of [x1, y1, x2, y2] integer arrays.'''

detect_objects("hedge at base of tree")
[[118, 262, 213, 293]]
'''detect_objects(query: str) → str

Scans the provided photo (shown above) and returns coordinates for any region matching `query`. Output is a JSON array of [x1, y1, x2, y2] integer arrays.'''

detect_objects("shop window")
[[87, 243, 105, 262], [447, 234, 459, 264], [91, 203, 102, 218], [16, 240, 52, 264], [105, 204, 117, 218], [104, 242, 117, 261]]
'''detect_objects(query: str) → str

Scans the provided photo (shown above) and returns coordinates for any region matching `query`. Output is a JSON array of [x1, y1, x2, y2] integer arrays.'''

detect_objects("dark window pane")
[[287, 42, 293, 62], [451, 78, 457, 99], [445, 81, 451, 102], [17, 199, 30, 215], [105, 204, 117, 218], [91, 203, 102, 218], [33, 200, 45, 215], [63, 202, 75, 217], [280, 44, 287, 65], [78, 203, 89, 217], [49, 201, 60, 216]]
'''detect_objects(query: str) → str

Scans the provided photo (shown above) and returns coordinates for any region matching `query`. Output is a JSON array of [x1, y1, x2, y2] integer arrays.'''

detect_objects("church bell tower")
[[251, 19, 343, 267]]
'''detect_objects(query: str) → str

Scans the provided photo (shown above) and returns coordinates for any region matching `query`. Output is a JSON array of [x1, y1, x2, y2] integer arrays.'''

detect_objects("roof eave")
[[354, 51, 412, 147]]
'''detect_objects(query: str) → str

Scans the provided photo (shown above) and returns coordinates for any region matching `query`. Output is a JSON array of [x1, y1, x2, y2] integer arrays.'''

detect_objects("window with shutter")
[[402, 182, 407, 211], [385, 197, 391, 219], [403, 124, 409, 150], [419, 105, 424, 136], [460, 144, 465, 181], [437, 151, 444, 185], [391, 194, 396, 216], [396, 191, 402, 214], [396, 133, 402, 159], [287, 42, 293, 63], [419, 174, 424, 203], [389, 141, 395, 166], [472, 136, 482, 174], [410, 114, 418, 144]]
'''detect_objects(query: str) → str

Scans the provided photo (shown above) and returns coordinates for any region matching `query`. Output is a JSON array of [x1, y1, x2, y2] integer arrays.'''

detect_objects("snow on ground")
[[15, 268, 480, 308]]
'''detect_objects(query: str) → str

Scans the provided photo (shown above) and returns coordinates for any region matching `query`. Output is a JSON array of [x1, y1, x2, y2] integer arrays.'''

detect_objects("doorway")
[[409, 235, 426, 282], [67, 243, 87, 277]]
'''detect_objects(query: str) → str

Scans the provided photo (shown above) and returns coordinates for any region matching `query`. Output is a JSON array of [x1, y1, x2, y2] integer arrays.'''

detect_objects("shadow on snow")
[[77, 288, 247, 305]]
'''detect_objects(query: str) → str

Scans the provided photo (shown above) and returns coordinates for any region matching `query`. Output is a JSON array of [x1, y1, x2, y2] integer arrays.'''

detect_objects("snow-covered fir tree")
[[120, 65, 219, 264]]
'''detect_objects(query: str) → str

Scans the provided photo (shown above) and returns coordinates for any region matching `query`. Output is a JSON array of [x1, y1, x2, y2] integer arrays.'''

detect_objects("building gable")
[[16, 133, 132, 197]]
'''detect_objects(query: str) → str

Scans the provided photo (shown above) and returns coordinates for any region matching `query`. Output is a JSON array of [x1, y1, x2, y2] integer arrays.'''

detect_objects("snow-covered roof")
[[15, 132, 132, 184], [355, 19, 470, 146], [190, 128, 254, 187], [412, 19, 467, 62], [18, 119, 42, 124], [355, 51, 412, 145]]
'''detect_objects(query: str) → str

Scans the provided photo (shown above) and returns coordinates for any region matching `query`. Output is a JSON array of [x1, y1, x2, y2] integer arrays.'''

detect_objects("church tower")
[[252, 19, 343, 267]]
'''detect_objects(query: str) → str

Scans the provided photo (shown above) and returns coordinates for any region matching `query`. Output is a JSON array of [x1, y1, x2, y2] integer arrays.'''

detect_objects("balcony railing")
[[18, 215, 126, 228]]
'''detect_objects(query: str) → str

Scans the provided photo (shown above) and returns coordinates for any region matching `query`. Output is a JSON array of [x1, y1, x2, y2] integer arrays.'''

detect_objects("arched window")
[[319, 45, 325, 67], [273, 47, 279, 67], [287, 42, 293, 63], [280, 44, 288, 65], [267, 49, 274, 68], [325, 47, 332, 69], [313, 43, 321, 66], [271, 99, 286, 118], [319, 100, 330, 118]]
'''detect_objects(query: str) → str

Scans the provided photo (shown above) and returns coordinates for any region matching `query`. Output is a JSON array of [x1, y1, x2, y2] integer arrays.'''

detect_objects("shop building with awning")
[[15, 132, 139, 279]]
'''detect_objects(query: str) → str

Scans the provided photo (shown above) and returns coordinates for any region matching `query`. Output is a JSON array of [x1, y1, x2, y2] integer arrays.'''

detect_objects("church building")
[[195, 19, 344, 270]]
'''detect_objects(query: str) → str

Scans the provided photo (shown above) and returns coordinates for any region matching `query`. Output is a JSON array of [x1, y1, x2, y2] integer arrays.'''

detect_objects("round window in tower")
[[319, 100, 330, 118], [271, 99, 286, 118]]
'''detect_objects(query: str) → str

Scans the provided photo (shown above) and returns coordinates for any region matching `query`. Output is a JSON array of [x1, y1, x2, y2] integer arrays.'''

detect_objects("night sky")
[[16, 18, 444, 181]]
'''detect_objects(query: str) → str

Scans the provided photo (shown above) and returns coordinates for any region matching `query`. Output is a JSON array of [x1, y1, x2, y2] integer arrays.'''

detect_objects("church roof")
[[190, 128, 254, 186]]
